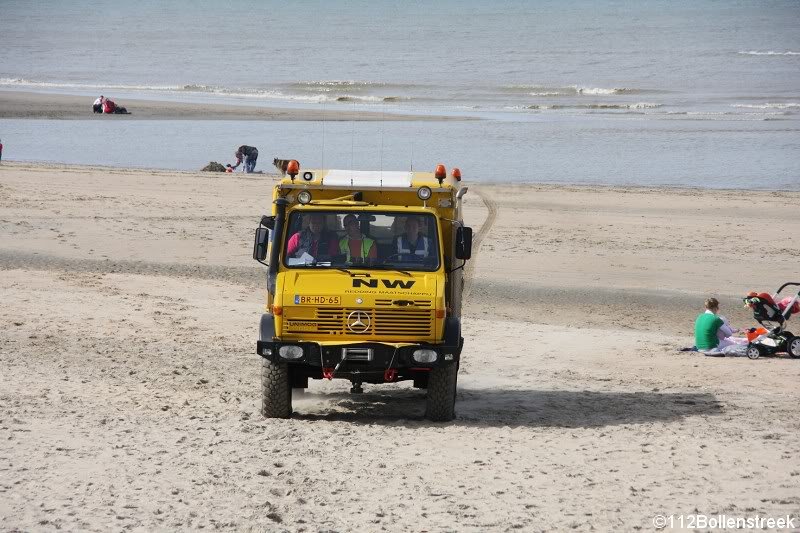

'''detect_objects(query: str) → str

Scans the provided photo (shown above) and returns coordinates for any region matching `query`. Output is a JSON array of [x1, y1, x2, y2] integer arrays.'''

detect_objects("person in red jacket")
[[103, 98, 117, 114], [101, 98, 130, 114], [0, 138, 3, 161], [286, 213, 338, 260]]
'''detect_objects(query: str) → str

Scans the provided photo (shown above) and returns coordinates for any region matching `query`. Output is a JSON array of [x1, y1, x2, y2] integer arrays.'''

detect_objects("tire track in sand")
[[464, 188, 498, 300]]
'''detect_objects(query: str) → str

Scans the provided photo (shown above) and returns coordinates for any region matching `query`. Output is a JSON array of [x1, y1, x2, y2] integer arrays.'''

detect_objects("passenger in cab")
[[340, 214, 377, 263], [286, 213, 338, 259], [395, 216, 430, 260]]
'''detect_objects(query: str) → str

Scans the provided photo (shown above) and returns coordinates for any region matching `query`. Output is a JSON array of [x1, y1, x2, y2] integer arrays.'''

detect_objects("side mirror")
[[260, 215, 275, 230], [455, 226, 473, 260], [253, 227, 269, 262]]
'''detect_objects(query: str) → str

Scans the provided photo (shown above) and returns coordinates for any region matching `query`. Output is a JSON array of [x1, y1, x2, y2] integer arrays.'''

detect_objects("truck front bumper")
[[256, 313, 463, 372], [256, 339, 461, 369]]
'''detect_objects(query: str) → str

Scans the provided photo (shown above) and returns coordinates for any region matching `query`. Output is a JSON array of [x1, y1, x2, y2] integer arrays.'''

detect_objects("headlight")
[[412, 349, 437, 363], [297, 190, 312, 204], [278, 345, 304, 359], [417, 186, 432, 200]]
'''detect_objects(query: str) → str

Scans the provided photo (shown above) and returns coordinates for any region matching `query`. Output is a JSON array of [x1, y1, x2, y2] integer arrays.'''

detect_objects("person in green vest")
[[340, 214, 377, 264], [695, 297, 737, 352]]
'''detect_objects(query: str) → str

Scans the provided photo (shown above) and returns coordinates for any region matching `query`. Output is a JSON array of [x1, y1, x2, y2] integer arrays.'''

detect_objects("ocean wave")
[[524, 102, 661, 110], [287, 80, 419, 94], [335, 95, 405, 103], [576, 86, 633, 95], [0, 78, 402, 104], [738, 50, 800, 56], [732, 102, 800, 109], [0, 77, 183, 92], [503, 84, 644, 96], [293, 80, 389, 88]]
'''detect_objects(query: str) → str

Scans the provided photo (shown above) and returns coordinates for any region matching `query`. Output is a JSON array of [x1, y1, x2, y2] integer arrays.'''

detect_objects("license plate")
[[294, 295, 341, 305]]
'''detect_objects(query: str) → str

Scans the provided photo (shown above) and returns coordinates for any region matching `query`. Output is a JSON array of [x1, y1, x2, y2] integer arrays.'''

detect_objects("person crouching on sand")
[[93, 96, 104, 114], [231, 145, 258, 173]]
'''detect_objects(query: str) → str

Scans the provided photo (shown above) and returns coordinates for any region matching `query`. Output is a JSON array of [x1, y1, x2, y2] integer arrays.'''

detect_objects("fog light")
[[278, 345, 303, 359], [444, 353, 454, 361], [412, 349, 437, 363], [262, 347, 273, 356]]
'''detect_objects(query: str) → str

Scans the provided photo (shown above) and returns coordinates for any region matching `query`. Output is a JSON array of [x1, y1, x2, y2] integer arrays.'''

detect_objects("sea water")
[[0, 0, 798, 188]]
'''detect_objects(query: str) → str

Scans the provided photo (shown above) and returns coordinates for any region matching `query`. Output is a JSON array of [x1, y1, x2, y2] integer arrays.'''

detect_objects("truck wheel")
[[261, 359, 292, 418], [425, 364, 458, 422]]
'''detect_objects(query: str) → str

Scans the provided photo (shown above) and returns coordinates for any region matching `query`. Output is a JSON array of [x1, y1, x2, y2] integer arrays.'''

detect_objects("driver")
[[286, 213, 338, 259], [339, 214, 377, 263], [394, 216, 430, 260]]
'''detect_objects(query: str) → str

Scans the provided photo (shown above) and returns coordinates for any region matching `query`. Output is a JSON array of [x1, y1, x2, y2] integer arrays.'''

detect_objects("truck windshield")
[[283, 211, 440, 271]]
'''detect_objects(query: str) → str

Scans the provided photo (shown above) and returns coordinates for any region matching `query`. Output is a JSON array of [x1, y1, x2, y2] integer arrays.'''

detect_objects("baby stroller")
[[743, 282, 800, 359]]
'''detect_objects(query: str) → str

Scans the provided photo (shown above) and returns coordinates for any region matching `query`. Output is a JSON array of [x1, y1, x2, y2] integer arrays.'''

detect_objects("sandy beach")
[[0, 91, 471, 121], [1, 162, 799, 531]]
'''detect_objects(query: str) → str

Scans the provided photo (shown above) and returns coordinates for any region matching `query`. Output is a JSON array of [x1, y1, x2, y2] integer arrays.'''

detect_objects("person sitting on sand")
[[231, 145, 258, 173], [101, 98, 130, 115], [695, 298, 739, 353], [93, 96, 104, 114], [286, 213, 338, 260], [339, 214, 377, 263]]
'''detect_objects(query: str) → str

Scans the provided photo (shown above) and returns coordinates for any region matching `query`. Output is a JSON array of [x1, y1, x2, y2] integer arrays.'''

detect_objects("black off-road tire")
[[261, 359, 292, 418], [425, 364, 458, 422]]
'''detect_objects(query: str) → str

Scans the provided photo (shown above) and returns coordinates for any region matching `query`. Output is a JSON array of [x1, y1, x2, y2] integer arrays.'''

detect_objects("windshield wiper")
[[374, 267, 413, 276]]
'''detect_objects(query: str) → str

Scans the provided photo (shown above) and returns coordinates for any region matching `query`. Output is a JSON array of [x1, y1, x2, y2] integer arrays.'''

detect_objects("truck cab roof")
[[279, 169, 461, 191]]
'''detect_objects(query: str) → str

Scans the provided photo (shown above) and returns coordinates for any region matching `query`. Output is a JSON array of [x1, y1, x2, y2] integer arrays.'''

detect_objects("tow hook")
[[383, 369, 398, 382], [322, 367, 334, 380]]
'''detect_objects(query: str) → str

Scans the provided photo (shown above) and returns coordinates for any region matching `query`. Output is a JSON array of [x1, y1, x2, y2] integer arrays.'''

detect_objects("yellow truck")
[[253, 163, 472, 421]]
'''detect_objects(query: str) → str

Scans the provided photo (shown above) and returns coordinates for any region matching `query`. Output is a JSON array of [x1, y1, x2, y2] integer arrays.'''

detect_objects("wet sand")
[[1, 163, 799, 531], [0, 90, 474, 121]]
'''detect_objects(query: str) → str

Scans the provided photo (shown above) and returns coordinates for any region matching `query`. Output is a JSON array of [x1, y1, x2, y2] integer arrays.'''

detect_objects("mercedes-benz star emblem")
[[347, 310, 371, 333]]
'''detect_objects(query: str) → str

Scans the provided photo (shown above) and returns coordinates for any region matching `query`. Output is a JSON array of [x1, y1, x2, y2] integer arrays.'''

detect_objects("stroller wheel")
[[788, 336, 800, 359], [746, 343, 763, 360]]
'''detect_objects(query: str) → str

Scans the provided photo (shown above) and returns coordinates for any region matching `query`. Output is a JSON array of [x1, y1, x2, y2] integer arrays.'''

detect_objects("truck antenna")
[[351, 100, 356, 185], [379, 102, 385, 186], [320, 99, 325, 175]]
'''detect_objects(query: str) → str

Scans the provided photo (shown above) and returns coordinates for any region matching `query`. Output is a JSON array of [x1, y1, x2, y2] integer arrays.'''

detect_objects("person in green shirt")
[[339, 214, 377, 264], [695, 297, 737, 352]]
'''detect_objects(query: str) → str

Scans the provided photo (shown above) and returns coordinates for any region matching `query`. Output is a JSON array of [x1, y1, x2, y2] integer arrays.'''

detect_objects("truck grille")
[[375, 299, 433, 308], [286, 306, 433, 337]]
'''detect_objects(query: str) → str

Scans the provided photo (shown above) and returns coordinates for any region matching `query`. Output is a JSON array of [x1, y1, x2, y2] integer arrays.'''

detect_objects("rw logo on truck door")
[[352, 279, 416, 289]]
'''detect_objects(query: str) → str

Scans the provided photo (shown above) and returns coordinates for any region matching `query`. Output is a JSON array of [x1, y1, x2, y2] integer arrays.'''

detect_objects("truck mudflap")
[[256, 314, 463, 370]]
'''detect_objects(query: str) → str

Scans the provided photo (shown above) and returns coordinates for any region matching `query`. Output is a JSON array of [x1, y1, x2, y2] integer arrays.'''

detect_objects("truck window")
[[283, 211, 440, 271]]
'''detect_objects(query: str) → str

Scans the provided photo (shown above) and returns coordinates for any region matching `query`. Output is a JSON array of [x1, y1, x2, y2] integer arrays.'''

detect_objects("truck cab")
[[253, 165, 472, 421]]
